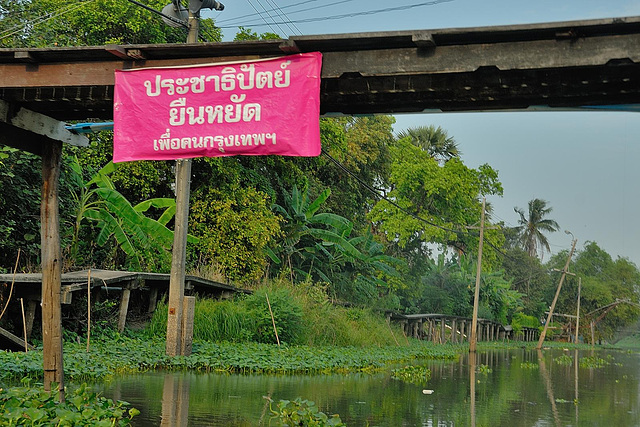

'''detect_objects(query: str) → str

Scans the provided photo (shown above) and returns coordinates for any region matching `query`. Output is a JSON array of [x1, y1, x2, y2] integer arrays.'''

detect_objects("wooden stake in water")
[[87, 269, 91, 352], [20, 298, 27, 352], [265, 293, 280, 346]]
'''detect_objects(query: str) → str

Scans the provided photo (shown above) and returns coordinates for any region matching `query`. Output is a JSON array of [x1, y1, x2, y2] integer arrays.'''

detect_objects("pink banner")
[[113, 52, 322, 162]]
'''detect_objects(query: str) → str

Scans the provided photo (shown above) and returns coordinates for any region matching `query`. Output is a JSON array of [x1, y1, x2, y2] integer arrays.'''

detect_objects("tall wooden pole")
[[41, 140, 64, 400], [166, 10, 198, 357], [537, 237, 577, 349], [574, 276, 581, 344], [469, 197, 486, 353]]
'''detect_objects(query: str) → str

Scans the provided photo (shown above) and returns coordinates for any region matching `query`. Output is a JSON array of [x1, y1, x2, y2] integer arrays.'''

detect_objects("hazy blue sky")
[[207, 1, 640, 263]]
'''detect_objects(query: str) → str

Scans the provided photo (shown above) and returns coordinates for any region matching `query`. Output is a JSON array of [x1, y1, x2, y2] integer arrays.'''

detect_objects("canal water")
[[98, 348, 640, 426]]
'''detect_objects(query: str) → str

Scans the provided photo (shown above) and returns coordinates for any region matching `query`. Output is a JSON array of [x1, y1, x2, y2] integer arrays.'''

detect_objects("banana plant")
[[269, 185, 364, 280], [68, 158, 189, 270]]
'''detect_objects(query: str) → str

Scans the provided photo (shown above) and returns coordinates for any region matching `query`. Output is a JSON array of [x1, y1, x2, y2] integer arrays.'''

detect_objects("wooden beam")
[[0, 100, 88, 147], [41, 140, 64, 401]]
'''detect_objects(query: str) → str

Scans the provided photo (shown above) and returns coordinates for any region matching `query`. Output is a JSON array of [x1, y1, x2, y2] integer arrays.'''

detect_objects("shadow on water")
[[98, 348, 640, 426]]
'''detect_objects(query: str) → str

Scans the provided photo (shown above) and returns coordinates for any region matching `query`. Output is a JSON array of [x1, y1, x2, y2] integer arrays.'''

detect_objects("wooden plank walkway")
[[388, 313, 539, 343], [0, 269, 249, 348]]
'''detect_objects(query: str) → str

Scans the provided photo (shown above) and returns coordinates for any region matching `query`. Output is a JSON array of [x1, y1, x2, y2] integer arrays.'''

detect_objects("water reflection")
[[161, 374, 190, 427], [98, 348, 640, 426], [469, 351, 476, 427]]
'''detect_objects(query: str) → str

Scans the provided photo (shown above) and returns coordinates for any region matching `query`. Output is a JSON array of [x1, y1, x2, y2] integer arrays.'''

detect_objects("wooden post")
[[25, 299, 37, 339], [117, 288, 131, 333], [575, 277, 581, 344], [148, 287, 158, 314], [180, 296, 196, 356], [41, 140, 64, 400], [451, 319, 457, 343], [537, 238, 577, 349], [469, 198, 486, 352]]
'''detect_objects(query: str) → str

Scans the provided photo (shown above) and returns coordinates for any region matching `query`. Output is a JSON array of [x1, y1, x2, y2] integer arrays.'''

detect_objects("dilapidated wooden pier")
[[0, 269, 247, 347], [388, 313, 539, 343]]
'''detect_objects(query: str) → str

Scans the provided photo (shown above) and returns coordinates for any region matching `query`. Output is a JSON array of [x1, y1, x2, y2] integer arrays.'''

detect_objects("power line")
[[0, 0, 97, 42], [320, 147, 517, 262], [217, 0, 355, 26], [321, 148, 465, 237], [217, 0, 453, 28]]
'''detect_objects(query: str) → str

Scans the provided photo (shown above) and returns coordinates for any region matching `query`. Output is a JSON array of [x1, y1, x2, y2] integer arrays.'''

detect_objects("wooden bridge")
[[389, 313, 539, 343]]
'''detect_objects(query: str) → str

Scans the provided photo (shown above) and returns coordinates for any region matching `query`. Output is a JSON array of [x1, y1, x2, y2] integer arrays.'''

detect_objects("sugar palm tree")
[[396, 125, 461, 162], [514, 198, 560, 259]]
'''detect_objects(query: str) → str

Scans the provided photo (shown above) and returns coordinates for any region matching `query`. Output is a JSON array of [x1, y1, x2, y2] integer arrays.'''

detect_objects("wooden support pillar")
[[117, 288, 131, 333], [25, 299, 37, 339], [419, 319, 424, 340], [148, 287, 158, 314], [180, 296, 195, 356], [41, 140, 64, 400], [460, 321, 466, 342], [451, 319, 457, 343], [440, 319, 446, 343]]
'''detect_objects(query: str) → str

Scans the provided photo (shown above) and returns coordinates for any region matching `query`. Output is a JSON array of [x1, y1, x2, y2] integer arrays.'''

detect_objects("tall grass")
[[145, 278, 405, 347]]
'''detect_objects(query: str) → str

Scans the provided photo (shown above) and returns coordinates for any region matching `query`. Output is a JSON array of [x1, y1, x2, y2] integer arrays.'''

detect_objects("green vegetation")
[[266, 397, 345, 427], [2, 0, 640, 370], [0, 337, 459, 382], [520, 362, 539, 369], [0, 382, 138, 426], [579, 355, 611, 369], [391, 365, 432, 385], [554, 354, 573, 366]]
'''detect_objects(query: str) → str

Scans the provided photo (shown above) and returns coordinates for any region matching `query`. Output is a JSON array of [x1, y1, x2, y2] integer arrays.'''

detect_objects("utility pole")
[[537, 233, 577, 349], [165, 4, 198, 357], [575, 276, 581, 344], [469, 198, 488, 352]]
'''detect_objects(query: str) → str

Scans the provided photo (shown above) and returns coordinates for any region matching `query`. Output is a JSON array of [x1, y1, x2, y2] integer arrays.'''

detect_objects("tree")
[[513, 198, 560, 260], [396, 125, 461, 163], [0, 0, 222, 48], [501, 247, 551, 317], [368, 138, 503, 267]]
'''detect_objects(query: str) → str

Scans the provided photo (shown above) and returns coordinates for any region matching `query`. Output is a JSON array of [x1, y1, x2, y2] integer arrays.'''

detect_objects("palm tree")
[[396, 125, 461, 162], [514, 198, 560, 259]]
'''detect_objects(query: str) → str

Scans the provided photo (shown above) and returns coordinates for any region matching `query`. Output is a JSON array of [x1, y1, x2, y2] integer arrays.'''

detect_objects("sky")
[[204, 0, 640, 264]]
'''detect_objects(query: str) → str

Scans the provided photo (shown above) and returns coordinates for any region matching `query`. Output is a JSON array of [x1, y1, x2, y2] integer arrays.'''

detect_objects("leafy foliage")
[[0, 0, 222, 48], [244, 287, 305, 344], [267, 397, 345, 427], [368, 138, 503, 268], [390, 365, 431, 385], [0, 382, 138, 426], [67, 159, 178, 271], [190, 185, 281, 283]]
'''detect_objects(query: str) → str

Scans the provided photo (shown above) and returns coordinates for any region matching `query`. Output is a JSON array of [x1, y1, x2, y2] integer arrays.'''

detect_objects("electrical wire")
[[217, 0, 356, 26], [217, 0, 454, 28], [321, 148, 465, 237], [0, 0, 97, 42], [320, 148, 517, 262]]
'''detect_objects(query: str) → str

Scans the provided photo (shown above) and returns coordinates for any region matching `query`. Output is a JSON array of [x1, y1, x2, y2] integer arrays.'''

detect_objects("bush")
[[511, 312, 541, 336], [245, 287, 304, 345]]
